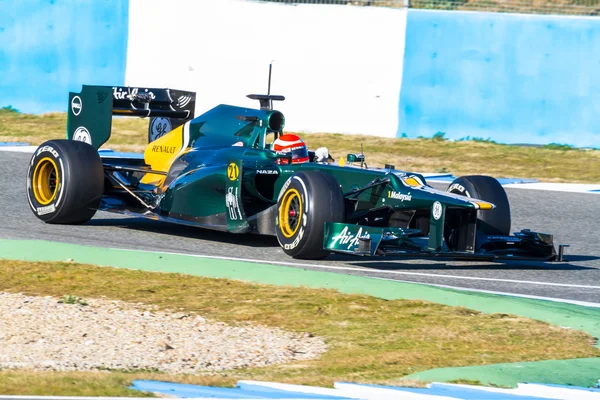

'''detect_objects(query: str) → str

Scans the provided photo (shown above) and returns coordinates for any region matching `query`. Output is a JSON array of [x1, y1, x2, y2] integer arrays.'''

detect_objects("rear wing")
[[67, 85, 196, 149]]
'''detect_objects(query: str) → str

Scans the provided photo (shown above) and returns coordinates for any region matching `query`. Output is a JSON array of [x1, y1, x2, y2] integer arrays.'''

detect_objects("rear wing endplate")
[[67, 85, 196, 149]]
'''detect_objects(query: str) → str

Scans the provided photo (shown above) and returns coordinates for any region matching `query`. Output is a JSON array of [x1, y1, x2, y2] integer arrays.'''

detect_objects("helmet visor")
[[290, 146, 309, 163]]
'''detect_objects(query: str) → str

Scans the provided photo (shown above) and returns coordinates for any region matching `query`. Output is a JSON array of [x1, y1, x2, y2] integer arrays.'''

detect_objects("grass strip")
[[0, 259, 598, 395], [2, 240, 600, 342], [404, 358, 600, 388], [1, 108, 598, 183]]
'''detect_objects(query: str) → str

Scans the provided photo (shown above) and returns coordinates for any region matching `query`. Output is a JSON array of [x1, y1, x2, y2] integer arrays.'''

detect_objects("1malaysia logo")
[[387, 191, 412, 202]]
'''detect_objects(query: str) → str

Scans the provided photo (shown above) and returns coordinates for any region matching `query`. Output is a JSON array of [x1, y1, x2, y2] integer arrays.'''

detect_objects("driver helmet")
[[271, 134, 309, 164]]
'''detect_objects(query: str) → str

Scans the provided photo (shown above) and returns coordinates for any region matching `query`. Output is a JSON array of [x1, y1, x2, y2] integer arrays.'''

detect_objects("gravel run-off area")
[[0, 292, 327, 374]]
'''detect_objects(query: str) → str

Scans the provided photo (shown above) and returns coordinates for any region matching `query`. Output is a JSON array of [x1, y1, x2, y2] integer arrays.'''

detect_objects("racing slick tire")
[[27, 139, 104, 224], [446, 175, 511, 235], [276, 171, 345, 259]]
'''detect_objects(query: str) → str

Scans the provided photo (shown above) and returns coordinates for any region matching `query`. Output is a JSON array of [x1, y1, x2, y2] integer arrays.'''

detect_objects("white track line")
[[370, 276, 600, 308], [504, 182, 600, 193], [0, 145, 38, 153], [426, 178, 600, 193], [110, 246, 600, 291]]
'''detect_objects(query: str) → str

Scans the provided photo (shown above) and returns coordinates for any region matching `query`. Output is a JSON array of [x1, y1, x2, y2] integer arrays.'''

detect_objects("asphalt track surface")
[[2, 151, 600, 303]]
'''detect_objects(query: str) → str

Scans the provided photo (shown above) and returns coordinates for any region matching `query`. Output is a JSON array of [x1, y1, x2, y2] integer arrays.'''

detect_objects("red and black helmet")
[[271, 134, 309, 164]]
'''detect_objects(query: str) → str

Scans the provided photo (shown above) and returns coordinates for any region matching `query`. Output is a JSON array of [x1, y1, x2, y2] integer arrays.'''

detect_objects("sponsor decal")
[[387, 190, 412, 202], [432, 201, 443, 221], [112, 87, 156, 101], [149, 117, 172, 142], [292, 176, 309, 213], [36, 145, 59, 158], [227, 163, 240, 181], [71, 96, 82, 116], [36, 204, 56, 216], [232, 141, 244, 147], [226, 187, 243, 221], [177, 95, 192, 108], [278, 178, 292, 201], [449, 183, 470, 197], [487, 235, 517, 242], [284, 227, 304, 250], [97, 91, 108, 104], [151, 145, 177, 154], [330, 226, 370, 250], [257, 169, 278, 175], [275, 145, 305, 157], [73, 126, 92, 144]]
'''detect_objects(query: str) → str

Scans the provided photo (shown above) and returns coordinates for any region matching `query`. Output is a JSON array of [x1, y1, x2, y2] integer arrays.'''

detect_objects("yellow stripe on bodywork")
[[403, 177, 421, 187], [141, 124, 185, 185], [473, 201, 495, 210]]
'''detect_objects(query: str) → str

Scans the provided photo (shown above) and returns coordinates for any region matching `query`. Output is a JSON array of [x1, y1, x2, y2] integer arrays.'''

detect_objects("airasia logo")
[[330, 226, 370, 250], [112, 87, 156, 101]]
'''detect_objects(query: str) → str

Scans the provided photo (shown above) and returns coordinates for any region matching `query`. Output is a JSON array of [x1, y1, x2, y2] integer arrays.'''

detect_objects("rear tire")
[[276, 171, 345, 259], [446, 175, 511, 235], [27, 140, 104, 224]]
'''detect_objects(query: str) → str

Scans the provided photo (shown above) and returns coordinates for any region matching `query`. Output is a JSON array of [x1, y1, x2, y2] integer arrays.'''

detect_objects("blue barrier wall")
[[0, 0, 129, 113], [398, 10, 600, 147]]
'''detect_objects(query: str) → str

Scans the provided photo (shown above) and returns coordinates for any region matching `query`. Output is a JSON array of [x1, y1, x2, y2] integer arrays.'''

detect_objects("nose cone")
[[442, 194, 496, 210], [473, 200, 495, 210], [422, 187, 497, 210]]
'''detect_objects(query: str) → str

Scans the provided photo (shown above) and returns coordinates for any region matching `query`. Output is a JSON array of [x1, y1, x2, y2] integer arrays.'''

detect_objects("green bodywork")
[[67, 85, 485, 245], [65, 85, 558, 260], [67, 86, 113, 147]]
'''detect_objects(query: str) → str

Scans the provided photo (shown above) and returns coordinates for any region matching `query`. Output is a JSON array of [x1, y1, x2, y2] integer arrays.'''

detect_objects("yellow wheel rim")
[[279, 188, 302, 238], [32, 157, 59, 205]]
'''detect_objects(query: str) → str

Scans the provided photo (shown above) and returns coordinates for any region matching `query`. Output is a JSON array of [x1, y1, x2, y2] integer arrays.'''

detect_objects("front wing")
[[323, 222, 565, 262]]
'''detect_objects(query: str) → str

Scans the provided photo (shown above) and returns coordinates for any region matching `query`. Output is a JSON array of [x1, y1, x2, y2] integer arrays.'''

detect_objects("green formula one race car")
[[26, 84, 565, 261]]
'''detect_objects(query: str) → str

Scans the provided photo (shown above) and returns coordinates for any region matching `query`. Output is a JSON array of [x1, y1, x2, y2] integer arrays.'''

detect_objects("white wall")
[[126, 0, 407, 138]]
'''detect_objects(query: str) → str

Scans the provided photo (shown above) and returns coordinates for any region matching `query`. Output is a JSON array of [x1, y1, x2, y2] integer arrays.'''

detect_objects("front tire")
[[446, 175, 511, 235], [27, 140, 104, 224], [276, 171, 345, 259]]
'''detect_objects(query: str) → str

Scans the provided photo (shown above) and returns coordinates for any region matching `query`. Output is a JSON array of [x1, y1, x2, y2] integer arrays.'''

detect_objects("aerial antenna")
[[267, 61, 273, 109], [360, 143, 364, 168], [268, 63, 272, 95], [246, 61, 285, 111]]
